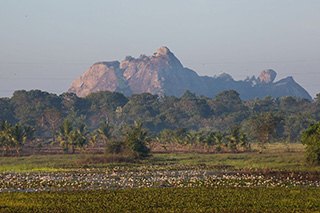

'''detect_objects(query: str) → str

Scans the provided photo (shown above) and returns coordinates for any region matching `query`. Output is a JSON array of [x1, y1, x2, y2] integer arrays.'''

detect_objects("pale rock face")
[[122, 46, 203, 96], [68, 61, 120, 97], [155, 46, 171, 56], [119, 61, 129, 70], [68, 47, 312, 101], [258, 69, 277, 84]]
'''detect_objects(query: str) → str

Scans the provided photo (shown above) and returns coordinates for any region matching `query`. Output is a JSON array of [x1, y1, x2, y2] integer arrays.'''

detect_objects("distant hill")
[[68, 46, 312, 101]]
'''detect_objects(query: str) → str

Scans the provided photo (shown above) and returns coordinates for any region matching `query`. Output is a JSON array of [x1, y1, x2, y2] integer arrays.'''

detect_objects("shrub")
[[105, 139, 126, 154], [301, 122, 320, 165], [124, 121, 150, 159]]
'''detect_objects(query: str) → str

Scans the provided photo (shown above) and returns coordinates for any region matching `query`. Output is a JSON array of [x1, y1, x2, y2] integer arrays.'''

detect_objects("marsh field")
[[1, 143, 320, 212]]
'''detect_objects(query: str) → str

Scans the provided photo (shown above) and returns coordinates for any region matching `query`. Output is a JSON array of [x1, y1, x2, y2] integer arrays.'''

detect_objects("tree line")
[[0, 118, 253, 157], [0, 89, 319, 156]]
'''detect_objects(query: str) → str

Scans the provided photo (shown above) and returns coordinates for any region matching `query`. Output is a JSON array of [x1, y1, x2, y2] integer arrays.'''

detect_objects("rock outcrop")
[[258, 69, 277, 84], [68, 61, 121, 97], [68, 47, 312, 101]]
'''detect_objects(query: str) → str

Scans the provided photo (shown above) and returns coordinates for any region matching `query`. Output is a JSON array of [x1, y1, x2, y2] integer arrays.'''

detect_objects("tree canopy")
[[0, 89, 318, 145]]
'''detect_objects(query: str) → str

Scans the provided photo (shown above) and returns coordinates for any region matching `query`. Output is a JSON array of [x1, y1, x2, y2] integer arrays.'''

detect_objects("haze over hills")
[[68, 47, 312, 101]]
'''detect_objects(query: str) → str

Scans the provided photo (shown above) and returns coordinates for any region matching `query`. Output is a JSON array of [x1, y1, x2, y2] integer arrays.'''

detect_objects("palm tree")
[[96, 121, 113, 145], [57, 119, 73, 153], [23, 124, 35, 145], [0, 121, 12, 155], [172, 127, 188, 149], [239, 133, 250, 150], [68, 131, 78, 153], [125, 121, 150, 158], [214, 131, 225, 152], [11, 124, 26, 155], [74, 123, 87, 152], [226, 126, 241, 152], [88, 133, 98, 148], [204, 131, 216, 152], [186, 132, 196, 152], [195, 131, 207, 151]]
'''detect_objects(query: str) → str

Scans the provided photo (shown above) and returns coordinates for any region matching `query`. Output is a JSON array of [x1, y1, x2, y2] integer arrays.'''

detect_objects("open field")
[[1, 187, 320, 212], [0, 143, 318, 173], [1, 143, 320, 211]]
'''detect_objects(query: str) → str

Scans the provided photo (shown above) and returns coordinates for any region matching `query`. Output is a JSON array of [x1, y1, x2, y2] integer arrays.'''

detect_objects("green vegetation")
[[57, 119, 87, 153], [1, 89, 320, 166], [0, 143, 317, 173], [248, 112, 284, 153], [1, 89, 318, 136], [123, 121, 150, 158], [0, 154, 82, 172], [0, 143, 320, 211], [1, 86, 319, 211], [1, 187, 320, 212], [0, 121, 35, 155], [1, 90, 319, 136], [301, 122, 320, 165]]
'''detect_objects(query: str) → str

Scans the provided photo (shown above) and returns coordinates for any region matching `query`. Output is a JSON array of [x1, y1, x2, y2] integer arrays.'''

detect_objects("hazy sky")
[[1, 0, 320, 98]]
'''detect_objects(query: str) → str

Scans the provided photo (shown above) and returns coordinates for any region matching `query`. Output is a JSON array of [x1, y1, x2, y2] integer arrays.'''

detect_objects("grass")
[[0, 154, 83, 173], [149, 143, 318, 171], [151, 151, 307, 171], [1, 187, 320, 212], [1, 142, 320, 212], [0, 142, 318, 173]]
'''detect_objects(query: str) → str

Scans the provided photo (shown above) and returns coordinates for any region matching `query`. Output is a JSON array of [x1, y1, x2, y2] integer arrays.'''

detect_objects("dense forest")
[[0, 89, 319, 155]]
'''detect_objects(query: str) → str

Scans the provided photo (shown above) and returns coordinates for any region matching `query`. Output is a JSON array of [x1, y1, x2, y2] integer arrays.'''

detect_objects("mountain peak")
[[155, 46, 171, 56], [68, 47, 312, 100]]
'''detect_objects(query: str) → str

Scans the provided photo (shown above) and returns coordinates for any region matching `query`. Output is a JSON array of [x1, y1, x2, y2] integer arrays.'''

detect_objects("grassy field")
[[0, 143, 317, 172], [1, 142, 320, 212], [1, 187, 320, 212], [152, 143, 309, 171]]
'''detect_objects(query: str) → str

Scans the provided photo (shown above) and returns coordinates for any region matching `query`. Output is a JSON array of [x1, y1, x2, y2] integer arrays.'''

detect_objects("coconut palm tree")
[[57, 119, 73, 153], [74, 123, 87, 152], [125, 121, 150, 158], [226, 126, 241, 152], [88, 133, 98, 148], [23, 124, 35, 144], [214, 131, 225, 152], [0, 121, 12, 155], [11, 123, 26, 155], [96, 121, 113, 145], [204, 131, 216, 152], [239, 133, 250, 150]]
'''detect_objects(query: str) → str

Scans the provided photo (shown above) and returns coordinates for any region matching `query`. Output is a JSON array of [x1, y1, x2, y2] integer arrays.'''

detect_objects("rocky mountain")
[[68, 47, 312, 101]]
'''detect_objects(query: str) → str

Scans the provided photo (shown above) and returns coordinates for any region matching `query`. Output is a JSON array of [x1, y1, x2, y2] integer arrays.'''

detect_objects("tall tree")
[[43, 109, 63, 142], [248, 112, 283, 153], [213, 90, 244, 116], [11, 90, 61, 125]]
